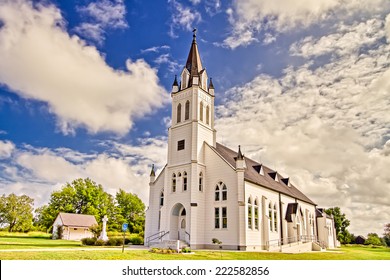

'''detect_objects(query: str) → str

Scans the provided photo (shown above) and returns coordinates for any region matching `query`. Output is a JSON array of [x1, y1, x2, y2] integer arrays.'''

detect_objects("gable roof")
[[214, 143, 316, 205], [57, 213, 97, 228]]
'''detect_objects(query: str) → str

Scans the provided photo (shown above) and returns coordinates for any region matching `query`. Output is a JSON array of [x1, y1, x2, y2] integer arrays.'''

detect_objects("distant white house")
[[52, 213, 97, 240]]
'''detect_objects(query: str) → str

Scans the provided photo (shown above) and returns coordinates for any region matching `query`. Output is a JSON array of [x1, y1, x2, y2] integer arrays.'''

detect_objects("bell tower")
[[167, 30, 216, 167]]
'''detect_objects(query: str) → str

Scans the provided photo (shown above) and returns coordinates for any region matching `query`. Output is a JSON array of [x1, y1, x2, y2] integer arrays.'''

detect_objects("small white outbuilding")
[[52, 212, 97, 240]]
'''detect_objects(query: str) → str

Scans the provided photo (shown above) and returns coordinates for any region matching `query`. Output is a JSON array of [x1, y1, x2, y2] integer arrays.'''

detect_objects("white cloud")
[[141, 45, 170, 54], [0, 139, 167, 207], [290, 19, 385, 58], [0, 0, 167, 135], [154, 53, 179, 72], [168, 0, 201, 37], [222, 0, 389, 49], [385, 13, 390, 42], [215, 16, 390, 235], [0, 140, 15, 159], [75, 0, 128, 43]]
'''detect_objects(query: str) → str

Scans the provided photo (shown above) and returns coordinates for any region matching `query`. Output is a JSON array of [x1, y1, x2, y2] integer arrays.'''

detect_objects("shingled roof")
[[57, 213, 97, 228], [213, 143, 316, 205]]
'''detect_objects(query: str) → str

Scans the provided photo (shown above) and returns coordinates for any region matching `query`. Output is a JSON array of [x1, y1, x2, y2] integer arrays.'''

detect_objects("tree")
[[0, 193, 34, 232], [115, 189, 145, 234], [383, 223, 390, 247], [325, 207, 351, 244], [365, 233, 385, 246], [34, 178, 115, 232]]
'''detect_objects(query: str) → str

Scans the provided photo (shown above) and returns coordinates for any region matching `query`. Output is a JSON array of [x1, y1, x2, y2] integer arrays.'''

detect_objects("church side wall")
[[203, 144, 239, 249], [245, 181, 280, 249], [145, 168, 166, 241]]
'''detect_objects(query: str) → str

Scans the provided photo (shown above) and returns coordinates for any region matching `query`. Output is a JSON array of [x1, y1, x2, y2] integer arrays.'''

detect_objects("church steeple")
[[185, 28, 203, 79], [179, 29, 209, 91]]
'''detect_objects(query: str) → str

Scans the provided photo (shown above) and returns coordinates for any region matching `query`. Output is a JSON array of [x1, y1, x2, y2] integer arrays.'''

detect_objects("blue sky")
[[1, 0, 390, 236]]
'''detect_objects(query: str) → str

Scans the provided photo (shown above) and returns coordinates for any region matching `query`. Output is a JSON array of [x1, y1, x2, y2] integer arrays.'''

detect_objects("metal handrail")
[[185, 231, 190, 244], [146, 231, 169, 246], [266, 235, 320, 250]]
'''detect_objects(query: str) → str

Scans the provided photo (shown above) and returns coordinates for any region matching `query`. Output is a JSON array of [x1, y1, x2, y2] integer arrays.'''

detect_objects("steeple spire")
[[185, 28, 203, 79]]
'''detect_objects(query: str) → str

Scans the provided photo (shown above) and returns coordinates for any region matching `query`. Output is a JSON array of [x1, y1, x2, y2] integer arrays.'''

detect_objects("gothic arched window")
[[206, 105, 210, 125], [215, 185, 220, 201], [160, 190, 164, 206], [185, 101, 190, 120], [248, 197, 253, 229], [199, 101, 203, 122], [183, 171, 188, 191], [254, 198, 259, 230], [222, 184, 227, 201], [273, 204, 278, 232], [177, 103, 182, 123], [199, 172, 203, 191], [172, 173, 176, 193], [269, 202, 273, 231]]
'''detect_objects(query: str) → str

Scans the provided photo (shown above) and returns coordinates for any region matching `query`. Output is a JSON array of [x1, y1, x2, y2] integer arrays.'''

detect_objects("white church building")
[[145, 32, 337, 252]]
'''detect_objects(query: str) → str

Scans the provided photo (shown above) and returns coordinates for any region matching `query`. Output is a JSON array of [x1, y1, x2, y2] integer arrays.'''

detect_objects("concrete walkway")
[[0, 245, 149, 252]]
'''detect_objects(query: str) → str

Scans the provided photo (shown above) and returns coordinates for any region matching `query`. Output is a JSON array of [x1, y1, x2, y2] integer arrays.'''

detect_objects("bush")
[[106, 237, 124, 246], [94, 239, 106, 246], [181, 247, 191, 253], [129, 236, 144, 245], [81, 237, 97, 246]]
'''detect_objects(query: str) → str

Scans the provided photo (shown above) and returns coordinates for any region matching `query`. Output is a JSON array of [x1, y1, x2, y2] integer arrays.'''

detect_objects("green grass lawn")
[[0, 235, 389, 260]]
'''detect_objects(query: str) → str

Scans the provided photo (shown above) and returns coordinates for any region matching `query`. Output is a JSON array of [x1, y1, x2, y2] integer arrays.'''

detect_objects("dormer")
[[253, 164, 264, 175], [281, 177, 291, 187], [268, 171, 279, 182]]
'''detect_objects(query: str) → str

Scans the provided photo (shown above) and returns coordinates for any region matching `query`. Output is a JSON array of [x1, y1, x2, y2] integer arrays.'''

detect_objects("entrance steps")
[[149, 240, 189, 250], [268, 242, 325, 253]]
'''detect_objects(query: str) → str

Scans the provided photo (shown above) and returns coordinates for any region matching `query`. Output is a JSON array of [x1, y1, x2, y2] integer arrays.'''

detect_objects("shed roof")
[[57, 213, 97, 228]]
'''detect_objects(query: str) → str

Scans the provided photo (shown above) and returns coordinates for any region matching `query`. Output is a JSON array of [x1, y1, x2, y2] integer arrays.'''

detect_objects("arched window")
[[269, 202, 273, 231], [172, 173, 176, 192], [177, 103, 182, 123], [206, 105, 210, 125], [185, 101, 190, 120], [273, 204, 278, 232], [254, 198, 259, 230], [199, 172, 203, 191], [215, 181, 227, 201], [215, 185, 220, 201], [199, 101, 203, 122], [248, 197, 252, 229], [222, 184, 227, 201], [183, 171, 188, 191], [160, 190, 164, 206]]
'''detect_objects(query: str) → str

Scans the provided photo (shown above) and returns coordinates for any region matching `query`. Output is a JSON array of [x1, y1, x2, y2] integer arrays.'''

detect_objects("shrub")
[[181, 247, 191, 253], [94, 239, 106, 246], [129, 236, 144, 245], [106, 238, 123, 246], [81, 237, 97, 246]]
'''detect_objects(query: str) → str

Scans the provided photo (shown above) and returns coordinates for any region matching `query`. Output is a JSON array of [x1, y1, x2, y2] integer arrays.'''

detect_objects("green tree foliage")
[[35, 178, 115, 232], [0, 193, 34, 232], [364, 233, 385, 246], [325, 207, 351, 244], [383, 223, 390, 247], [115, 189, 145, 234]]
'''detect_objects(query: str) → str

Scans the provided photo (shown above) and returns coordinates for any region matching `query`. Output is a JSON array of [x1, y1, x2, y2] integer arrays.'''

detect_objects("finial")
[[192, 28, 197, 39], [172, 74, 178, 86], [209, 77, 214, 89], [237, 145, 244, 160], [150, 164, 155, 177]]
